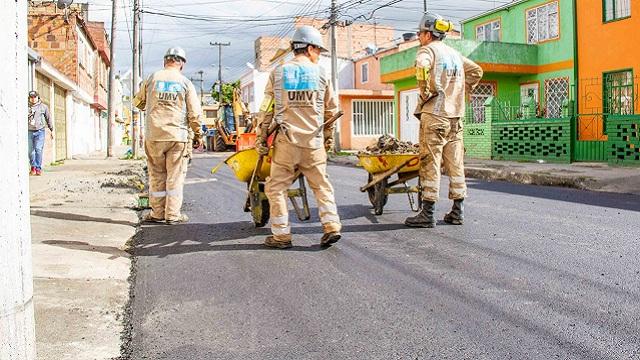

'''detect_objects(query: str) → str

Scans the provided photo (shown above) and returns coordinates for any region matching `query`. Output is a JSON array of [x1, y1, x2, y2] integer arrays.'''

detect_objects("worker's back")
[[142, 68, 199, 142], [417, 41, 481, 118], [270, 57, 337, 149]]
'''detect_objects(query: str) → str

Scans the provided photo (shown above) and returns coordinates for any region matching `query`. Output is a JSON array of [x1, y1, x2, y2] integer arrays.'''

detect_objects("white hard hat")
[[291, 26, 327, 52], [165, 47, 187, 63]]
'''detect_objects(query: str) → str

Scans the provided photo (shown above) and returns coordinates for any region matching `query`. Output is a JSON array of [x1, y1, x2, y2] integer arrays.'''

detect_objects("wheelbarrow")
[[223, 148, 310, 227], [358, 153, 427, 215]]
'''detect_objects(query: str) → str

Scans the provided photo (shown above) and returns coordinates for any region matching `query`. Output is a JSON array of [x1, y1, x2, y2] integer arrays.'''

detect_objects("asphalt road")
[[127, 153, 640, 360]]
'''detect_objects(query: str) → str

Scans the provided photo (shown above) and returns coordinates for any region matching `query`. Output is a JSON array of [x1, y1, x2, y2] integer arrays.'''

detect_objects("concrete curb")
[[328, 155, 597, 191]]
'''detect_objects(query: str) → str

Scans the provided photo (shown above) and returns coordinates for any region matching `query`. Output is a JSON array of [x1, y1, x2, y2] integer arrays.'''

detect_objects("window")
[[469, 82, 496, 123], [526, 1, 560, 44], [352, 100, 394, 136], [604, 0, 631, 21], [361, 63, 369, 84], [604, 70, 634, 115], [205, 110, 217, 118], [476, 20, 501, 42], [544, 77, 569, 118]]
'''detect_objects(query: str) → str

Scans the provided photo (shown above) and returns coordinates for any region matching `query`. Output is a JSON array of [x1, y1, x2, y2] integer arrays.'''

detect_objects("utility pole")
[[330, 0, 341, 151], [190, 70, 205, 105], [132, 0, 140, 157], [423, 0, 427, 12], [210, 42, 230, 105], [2, 1, 36, 358], [106, 0, 118, 157], [138, 0, 145, 147]]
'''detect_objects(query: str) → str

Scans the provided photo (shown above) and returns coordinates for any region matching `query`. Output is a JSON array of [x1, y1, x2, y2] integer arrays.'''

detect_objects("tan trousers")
[[145, 141, 188, 221], [265, 137, 341, 240], [419, 113, 467, 202]]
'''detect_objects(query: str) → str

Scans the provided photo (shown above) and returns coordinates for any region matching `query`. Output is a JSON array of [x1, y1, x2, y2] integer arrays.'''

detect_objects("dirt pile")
[[358, 135, 419, 155]]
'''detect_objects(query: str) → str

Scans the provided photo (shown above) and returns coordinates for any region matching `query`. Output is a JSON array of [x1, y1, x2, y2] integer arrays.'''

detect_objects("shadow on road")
[[30, 209, 138, 226], [467, 179, 640, 212], [134, 221, 407, 257]]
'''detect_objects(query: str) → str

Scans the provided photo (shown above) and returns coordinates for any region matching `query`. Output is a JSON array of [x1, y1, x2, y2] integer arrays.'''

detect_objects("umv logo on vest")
[[287, 91, 316, 107], [156, 81, 184, 102], [282, 65, 320, 107]]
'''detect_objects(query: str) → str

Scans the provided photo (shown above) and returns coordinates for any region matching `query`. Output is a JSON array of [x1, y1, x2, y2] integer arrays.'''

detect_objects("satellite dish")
[[56, 0, 73, 9]]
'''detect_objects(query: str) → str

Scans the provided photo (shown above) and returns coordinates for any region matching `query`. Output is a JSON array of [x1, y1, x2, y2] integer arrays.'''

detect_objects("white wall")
[[69, 100, 95, 157], [0, 1, 36, 359]]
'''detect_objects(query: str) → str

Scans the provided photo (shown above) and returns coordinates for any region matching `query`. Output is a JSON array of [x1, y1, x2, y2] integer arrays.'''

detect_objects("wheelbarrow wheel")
[[250, 184, 270, 227], [367, 174, 388, 210], [372, 177, 388, 215]]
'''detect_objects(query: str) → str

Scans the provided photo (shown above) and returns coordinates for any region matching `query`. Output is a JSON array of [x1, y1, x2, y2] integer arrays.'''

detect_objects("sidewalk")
[[329, 154, 640, 195], [29, 151, 144, 359]]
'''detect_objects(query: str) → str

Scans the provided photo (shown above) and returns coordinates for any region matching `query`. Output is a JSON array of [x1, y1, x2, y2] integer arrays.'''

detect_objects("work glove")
[[192, 136, 202, 149], [255, 136, 269, 156], [324, 137, 335, 152]]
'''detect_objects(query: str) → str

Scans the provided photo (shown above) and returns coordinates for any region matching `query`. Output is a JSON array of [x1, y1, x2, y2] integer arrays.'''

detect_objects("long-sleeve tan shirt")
[[258, 57, 339, 149], [133, 68, 202, 142], [415, 41, 483, 118]]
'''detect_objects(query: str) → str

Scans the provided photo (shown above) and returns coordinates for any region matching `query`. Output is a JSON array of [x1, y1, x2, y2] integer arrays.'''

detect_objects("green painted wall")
[[380, 39, 537, 77], [462, 0, 574, 65]]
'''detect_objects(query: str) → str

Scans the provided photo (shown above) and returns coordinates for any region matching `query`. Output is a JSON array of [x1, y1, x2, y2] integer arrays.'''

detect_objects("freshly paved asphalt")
[[127, 153, 640, 359]]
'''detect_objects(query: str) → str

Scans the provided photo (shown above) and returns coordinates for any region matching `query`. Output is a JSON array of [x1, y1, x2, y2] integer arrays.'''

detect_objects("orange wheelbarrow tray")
[[221, 148, 311, 227], [357, 153, 423, 216]]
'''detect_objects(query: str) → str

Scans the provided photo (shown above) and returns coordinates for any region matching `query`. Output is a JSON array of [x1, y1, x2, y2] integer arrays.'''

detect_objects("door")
[[399, 89, 420, 144], [53, 85, 67, 161]]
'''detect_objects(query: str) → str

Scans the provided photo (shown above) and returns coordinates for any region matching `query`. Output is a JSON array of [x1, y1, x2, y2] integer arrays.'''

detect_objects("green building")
[[381, 0, 577, 162]]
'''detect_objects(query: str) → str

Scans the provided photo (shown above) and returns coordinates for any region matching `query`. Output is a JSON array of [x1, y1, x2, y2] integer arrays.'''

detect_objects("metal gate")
[[53, 85, 67, 160]]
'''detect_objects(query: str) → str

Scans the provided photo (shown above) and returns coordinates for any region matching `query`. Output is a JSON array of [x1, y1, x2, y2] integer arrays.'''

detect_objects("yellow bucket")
[[224, 148, 274, 183], [357, 154, 421, 174]]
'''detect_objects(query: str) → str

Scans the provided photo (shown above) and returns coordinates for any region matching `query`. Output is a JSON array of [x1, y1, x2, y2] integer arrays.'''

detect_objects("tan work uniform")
[[415, 41, 483, 202], [259, 57, 341, 240], [133, 68, 202, 221]]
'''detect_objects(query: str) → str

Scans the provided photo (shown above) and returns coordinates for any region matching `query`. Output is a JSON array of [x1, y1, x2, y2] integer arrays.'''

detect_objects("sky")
[[86, 0, 509, 91]]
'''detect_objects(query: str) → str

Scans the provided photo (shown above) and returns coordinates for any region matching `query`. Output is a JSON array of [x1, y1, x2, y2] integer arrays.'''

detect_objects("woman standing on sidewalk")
[[28, 90, 53, 176]]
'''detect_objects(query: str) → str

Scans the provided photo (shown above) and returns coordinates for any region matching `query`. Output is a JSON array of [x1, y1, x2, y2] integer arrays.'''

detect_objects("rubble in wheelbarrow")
[[358, 134, 419, 155]]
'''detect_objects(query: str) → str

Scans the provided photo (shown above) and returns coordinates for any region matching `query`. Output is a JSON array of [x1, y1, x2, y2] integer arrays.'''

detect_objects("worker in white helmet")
[[255, 25, 341, 249], [133, 47, 203, 224]]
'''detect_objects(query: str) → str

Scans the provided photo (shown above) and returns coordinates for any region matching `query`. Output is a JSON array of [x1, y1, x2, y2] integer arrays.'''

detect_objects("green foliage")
[[211, 80, 240, 104]]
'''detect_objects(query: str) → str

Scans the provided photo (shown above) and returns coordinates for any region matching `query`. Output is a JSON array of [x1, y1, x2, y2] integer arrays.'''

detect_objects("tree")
[[212, 80, 240, 104]]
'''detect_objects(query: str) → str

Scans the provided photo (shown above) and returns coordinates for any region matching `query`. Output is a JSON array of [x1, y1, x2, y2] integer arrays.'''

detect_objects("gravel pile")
[[358, 135, 419, 155]]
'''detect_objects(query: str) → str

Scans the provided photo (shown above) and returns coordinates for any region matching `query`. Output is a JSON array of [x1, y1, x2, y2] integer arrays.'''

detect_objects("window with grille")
[[352, 100, 394, 136], [544, 77, 569, 118], [470, 83, 496, 123], [361, 63, 369, 83], [604, 70, 634, 115], [476, 20, 501, 42], [604, 0, 631, 22], [526, 1, 559, 44]]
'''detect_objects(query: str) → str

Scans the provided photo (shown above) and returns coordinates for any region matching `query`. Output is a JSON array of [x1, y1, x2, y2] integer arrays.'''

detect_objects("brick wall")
[[295, 17, 395, 59], [28, 7, 79, 83], [254, 17, 396, 71]]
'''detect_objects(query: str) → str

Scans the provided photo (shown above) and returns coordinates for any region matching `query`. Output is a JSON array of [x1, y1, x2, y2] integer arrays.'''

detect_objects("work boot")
[[264, 235, 292, 249], [29, 166, 36, 176], [444, 199, 464, 225], [404, 200, 436, 228], [320, 232, 341, 247], [142, 213, 165, 224], [35, 169, 42, 176], [166, 214, 189, 225]]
